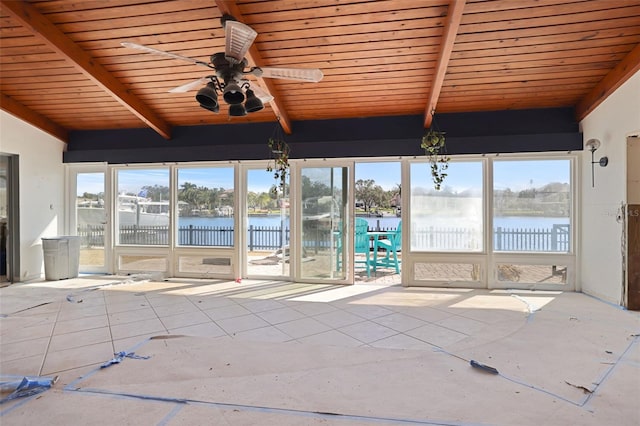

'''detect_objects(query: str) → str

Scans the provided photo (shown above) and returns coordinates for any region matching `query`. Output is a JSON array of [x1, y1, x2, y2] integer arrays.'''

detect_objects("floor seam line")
[[37, 300, 63, 377], [103, 289, 116, 354], [144, 294, 171, 336], [69, 386, 477, 426], [187, 293, 225, 326], [580, 333, 640, 408]]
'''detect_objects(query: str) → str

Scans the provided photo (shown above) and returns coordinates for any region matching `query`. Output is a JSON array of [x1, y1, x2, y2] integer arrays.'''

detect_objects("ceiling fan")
[[121, 14, 324, 117]]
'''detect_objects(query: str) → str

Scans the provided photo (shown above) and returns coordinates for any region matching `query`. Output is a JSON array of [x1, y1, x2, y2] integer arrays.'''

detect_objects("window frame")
[[67, 151, 577, 288], [404, 152, 577, 290], [408, 158, 486, 253]]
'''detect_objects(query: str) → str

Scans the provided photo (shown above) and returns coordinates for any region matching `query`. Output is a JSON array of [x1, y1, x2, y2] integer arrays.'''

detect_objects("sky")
[[493, 159, 570, 191], [76, 159, 570, 196], [355, 162, 400, 190]]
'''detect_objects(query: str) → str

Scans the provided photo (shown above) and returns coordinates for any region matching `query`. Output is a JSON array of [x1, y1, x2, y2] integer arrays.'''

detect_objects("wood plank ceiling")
[[1, 0, 639, 143]]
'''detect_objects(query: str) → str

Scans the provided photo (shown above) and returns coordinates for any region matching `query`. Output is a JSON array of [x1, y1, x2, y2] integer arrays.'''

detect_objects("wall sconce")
[[585, 138, 608, 187]]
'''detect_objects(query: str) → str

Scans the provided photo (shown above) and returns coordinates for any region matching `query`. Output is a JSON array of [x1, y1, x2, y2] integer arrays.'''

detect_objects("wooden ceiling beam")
[[424, 0, 466, 128], [1, 92, 68, 142], [0, 0, 172, 139], [214, 0, 293, 134], [575, 42, 640, 122]]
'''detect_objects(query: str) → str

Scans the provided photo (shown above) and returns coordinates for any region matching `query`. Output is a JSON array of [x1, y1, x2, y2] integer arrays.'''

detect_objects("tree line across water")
[[79, 179, 569, 218]]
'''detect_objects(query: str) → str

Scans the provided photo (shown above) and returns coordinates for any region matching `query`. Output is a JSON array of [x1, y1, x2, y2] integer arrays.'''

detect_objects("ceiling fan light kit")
[[229, 103, 248, 117], [222, 81, 245, 105], [195, 83, 219, 111], [121, 14, 323, 117], [244, 89, 264, 113]]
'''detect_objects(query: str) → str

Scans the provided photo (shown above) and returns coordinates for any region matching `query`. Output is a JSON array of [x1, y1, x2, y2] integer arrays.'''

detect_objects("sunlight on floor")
[[351, 289, 466, 307], [449, 294, 531, 311], [289, 283, 383, 302]]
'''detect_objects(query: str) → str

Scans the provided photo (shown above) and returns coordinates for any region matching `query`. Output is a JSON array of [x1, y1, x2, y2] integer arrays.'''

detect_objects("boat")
[[77, 194, 182, 227]]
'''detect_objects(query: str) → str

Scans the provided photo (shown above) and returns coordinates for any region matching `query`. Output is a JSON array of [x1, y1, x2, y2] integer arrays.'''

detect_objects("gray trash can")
[[42, 236, 81, 280]]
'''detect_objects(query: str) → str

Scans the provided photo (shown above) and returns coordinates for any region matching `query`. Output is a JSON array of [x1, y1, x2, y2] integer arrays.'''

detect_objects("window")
[[495, 264, 567, 284], [116, 168, 170, 245], [493, 160, 571, 253], [177, 167, 234, 247], [178, 255, 232, 275], [414, 262, 481, 282], [76, 172, 105, 269], [120, 254, 167, 272], [410, 161, 483, 251]]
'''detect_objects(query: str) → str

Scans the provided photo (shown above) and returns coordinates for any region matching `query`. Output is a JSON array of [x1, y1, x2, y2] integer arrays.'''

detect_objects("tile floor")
[[1, 275, 638, 425]]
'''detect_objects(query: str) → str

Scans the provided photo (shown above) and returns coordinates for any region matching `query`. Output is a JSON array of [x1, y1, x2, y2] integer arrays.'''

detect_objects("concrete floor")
[[0, 275, 638, 425]]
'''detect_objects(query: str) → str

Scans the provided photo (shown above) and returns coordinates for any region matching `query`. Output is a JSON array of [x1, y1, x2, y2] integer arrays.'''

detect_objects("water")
[[178, 215, 399, 229], [179, 215, 568, 230], [180, 216, 236, 227], [174, 215, 569, 251], [494, 216, 569, 228]]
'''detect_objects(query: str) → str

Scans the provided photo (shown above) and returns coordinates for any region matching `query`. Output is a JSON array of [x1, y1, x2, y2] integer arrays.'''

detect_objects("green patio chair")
[[336, 218, 372, 277], [373, 221, 401, 273], [354, 217, 372, 277]]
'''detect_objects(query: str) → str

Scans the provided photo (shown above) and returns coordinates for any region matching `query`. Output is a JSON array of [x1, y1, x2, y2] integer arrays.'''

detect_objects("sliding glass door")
[[245, 166, 290, 278], [297, 165, 349, 282], [73, 169, 108, 273], [174, 166, 235, 277]]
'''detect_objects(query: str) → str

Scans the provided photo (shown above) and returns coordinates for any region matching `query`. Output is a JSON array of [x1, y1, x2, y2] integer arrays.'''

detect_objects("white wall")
[[579, 71, 640, 305], [0, 111, 66, 281]]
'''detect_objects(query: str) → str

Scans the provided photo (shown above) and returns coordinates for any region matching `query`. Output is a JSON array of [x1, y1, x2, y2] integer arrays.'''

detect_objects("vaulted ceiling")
[[1, 0, 639, 143]]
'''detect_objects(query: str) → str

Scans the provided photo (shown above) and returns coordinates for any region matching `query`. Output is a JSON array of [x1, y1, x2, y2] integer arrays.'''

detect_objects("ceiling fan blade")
[[258, 67, 324, 83], [168, 77, 210, 93], [121, 42, 211, 68], [250, 84, 274, 103], [224, 20, 257, 64]]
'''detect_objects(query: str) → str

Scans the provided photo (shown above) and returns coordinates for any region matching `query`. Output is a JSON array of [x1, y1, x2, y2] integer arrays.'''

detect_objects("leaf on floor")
[[564, 381, 594, 394]]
